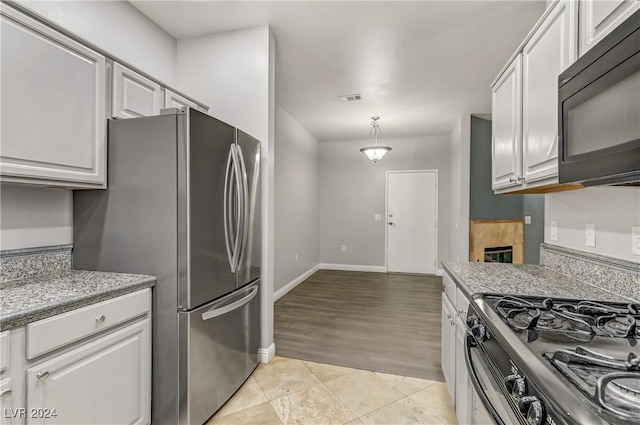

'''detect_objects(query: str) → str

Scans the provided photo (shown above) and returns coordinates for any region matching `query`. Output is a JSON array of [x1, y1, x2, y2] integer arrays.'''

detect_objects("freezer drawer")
[[178, 281, 260, 425]]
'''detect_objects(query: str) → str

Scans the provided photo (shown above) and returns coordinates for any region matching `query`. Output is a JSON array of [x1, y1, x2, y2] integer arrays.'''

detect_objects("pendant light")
[[359, 116, 392, 163]]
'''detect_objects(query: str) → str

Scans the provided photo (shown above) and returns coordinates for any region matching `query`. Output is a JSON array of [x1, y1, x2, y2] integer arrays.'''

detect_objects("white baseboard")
[[436, 268, 444, 276], [273, 264, 320, 301], [258, 343, 276, 364], [318, 263, 387, 273]]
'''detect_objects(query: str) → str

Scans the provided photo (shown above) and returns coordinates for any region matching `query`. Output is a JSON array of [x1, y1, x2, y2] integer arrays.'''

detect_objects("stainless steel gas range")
[[466, 294, 639, 425]]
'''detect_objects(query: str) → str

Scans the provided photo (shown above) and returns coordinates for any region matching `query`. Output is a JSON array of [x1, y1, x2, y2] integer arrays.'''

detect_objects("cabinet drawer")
[[0, 331, 9, 372], [27, 289, 150, 359], [442, 273, 456, 305]]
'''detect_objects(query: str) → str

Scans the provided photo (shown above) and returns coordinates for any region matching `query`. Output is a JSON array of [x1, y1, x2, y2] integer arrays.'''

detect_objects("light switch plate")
[[524, 215, 531, 225], [586, 224, 596, 247], [340, 244, 347, 253], [374, 214, 382, 221], [632, 226, 640, 256], [550, 221, 558, 241]]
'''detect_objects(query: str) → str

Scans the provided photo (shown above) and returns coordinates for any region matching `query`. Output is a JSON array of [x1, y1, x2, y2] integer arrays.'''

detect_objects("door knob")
[[388, 222, 395, 225]]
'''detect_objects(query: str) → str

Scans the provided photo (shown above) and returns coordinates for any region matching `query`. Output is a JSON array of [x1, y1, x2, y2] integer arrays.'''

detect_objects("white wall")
[[448, 115, 471, 262], [1, 1, 178, 252], [274, 106, 320, 292], [177, 26, 276, 354], [21, 0, 177, 84], [318, 135, 451, 269], [545, 187, 640, 263]]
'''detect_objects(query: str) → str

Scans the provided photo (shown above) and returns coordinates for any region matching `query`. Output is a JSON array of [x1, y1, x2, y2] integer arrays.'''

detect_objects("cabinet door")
[[522, 0, 577, 184], [579, 0, 640, 56], [164, 88, 207, 113], [0, 5, 106, 188], [26, 319, 150, 425], [491, 55, 523, 190], [441, 294, 457, 403], [455, 315, 471, 425], [1, 378, 17, 425], [112, 63, 162, 119]]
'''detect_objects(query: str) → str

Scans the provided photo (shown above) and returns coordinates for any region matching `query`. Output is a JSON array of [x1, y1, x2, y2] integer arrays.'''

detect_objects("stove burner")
[[546, 346, 640, 422], [492, 295, 640, 340], [537, 311, 563, 329]]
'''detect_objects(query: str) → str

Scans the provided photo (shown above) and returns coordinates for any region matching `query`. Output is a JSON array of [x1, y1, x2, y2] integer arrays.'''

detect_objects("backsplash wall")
[[544, 187, 640, 263], [0, 185, 72, 250]]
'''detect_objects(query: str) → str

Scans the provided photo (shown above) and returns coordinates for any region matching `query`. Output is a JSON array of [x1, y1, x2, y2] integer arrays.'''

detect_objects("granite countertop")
[[442, 261, 635, 303], [0, 270, 156, 331]]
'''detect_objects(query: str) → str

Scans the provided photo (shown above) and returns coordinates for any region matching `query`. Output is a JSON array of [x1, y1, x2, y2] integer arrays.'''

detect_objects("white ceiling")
[[131, 1, 546, 142]]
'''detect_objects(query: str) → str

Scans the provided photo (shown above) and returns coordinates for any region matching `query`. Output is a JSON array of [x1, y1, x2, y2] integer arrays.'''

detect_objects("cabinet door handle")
[[509, 177, 515, 183], [95, 315, 106, 323], [0, 389, 12, 398], [36, 371, 50, 380]]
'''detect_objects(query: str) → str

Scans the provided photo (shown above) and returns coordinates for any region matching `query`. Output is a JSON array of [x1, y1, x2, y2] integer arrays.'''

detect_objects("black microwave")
[[558, 10, 640, 186]]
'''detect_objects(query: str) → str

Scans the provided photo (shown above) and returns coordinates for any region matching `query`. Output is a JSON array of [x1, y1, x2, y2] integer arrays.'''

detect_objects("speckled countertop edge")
[[441, 261, 637, 304], [0, 271, 156, 331]]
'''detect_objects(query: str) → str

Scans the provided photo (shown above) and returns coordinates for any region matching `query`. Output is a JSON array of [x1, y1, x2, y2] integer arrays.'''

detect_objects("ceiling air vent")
[[338, 93, 363, 102]]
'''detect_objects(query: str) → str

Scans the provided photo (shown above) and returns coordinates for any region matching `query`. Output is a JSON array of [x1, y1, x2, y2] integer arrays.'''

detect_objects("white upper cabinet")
[[579, 0, 640, 56], [164, 89, 209, 114], [0, 5, 106, 188], [112, 63, 162, 119], [522, 0, 577, 184], [492, 55, 522, 191]]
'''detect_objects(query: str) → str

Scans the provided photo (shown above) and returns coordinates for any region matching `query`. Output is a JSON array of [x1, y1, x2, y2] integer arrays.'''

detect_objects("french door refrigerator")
[[73, 107, 261, 425]]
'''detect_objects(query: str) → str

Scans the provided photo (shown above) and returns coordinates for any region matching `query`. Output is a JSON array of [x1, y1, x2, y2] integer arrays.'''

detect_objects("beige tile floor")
[[208, 356, 458, 425]]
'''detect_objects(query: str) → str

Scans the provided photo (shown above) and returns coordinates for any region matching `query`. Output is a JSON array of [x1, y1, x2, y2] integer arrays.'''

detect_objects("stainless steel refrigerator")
[[73, 107, 261, 425]]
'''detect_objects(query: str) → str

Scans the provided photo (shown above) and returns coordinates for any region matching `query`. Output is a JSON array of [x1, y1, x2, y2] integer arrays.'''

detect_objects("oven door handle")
[[465, 333, 506, 425]]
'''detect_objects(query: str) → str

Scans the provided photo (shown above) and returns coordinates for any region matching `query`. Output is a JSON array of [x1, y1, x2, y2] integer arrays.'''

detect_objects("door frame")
[[385, 169, 439, 274]]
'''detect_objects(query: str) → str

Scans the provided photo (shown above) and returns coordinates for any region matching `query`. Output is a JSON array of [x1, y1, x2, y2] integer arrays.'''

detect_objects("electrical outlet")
[[341, 244, 347, 253], [550, 221, 558, 241], [632, 226, 640, 256], [585, 224, 596, 247], [524, 215, 531, 225]]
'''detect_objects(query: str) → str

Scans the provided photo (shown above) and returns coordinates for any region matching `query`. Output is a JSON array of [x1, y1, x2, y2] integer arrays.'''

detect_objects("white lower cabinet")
[[26, 319, 150, 425], [441, 273, 474, 424], [441, 294, 457, 402], [0, 289, 151, 425]]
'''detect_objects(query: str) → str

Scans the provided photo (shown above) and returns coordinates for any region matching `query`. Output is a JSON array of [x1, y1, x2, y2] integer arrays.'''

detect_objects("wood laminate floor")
[[274, 270, 444, 381]]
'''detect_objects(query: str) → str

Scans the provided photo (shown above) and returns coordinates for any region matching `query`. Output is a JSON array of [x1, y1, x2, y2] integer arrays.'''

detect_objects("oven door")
[[465, 333, 523, 425]]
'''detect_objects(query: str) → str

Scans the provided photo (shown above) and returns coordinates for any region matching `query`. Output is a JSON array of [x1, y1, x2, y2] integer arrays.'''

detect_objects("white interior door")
[[386, 171, 437, 274]]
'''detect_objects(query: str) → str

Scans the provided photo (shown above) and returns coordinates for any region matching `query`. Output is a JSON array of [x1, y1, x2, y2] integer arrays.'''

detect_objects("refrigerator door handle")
[[223, 144, 236, 272], [231, 143, 244, 273], [235, 144, 250, 269], [201, 285, 258, 321]]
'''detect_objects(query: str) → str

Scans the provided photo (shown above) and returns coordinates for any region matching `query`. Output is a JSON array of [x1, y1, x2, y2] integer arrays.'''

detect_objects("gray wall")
[[319, 134, 451, 268], [274, 106, 320, 291], [469, 116, 544, 264], [470, 117, 523, 220]]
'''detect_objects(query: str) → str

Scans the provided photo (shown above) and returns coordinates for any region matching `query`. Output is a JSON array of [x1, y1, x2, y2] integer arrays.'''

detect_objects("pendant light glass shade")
[[360, 116, 391, 163]]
